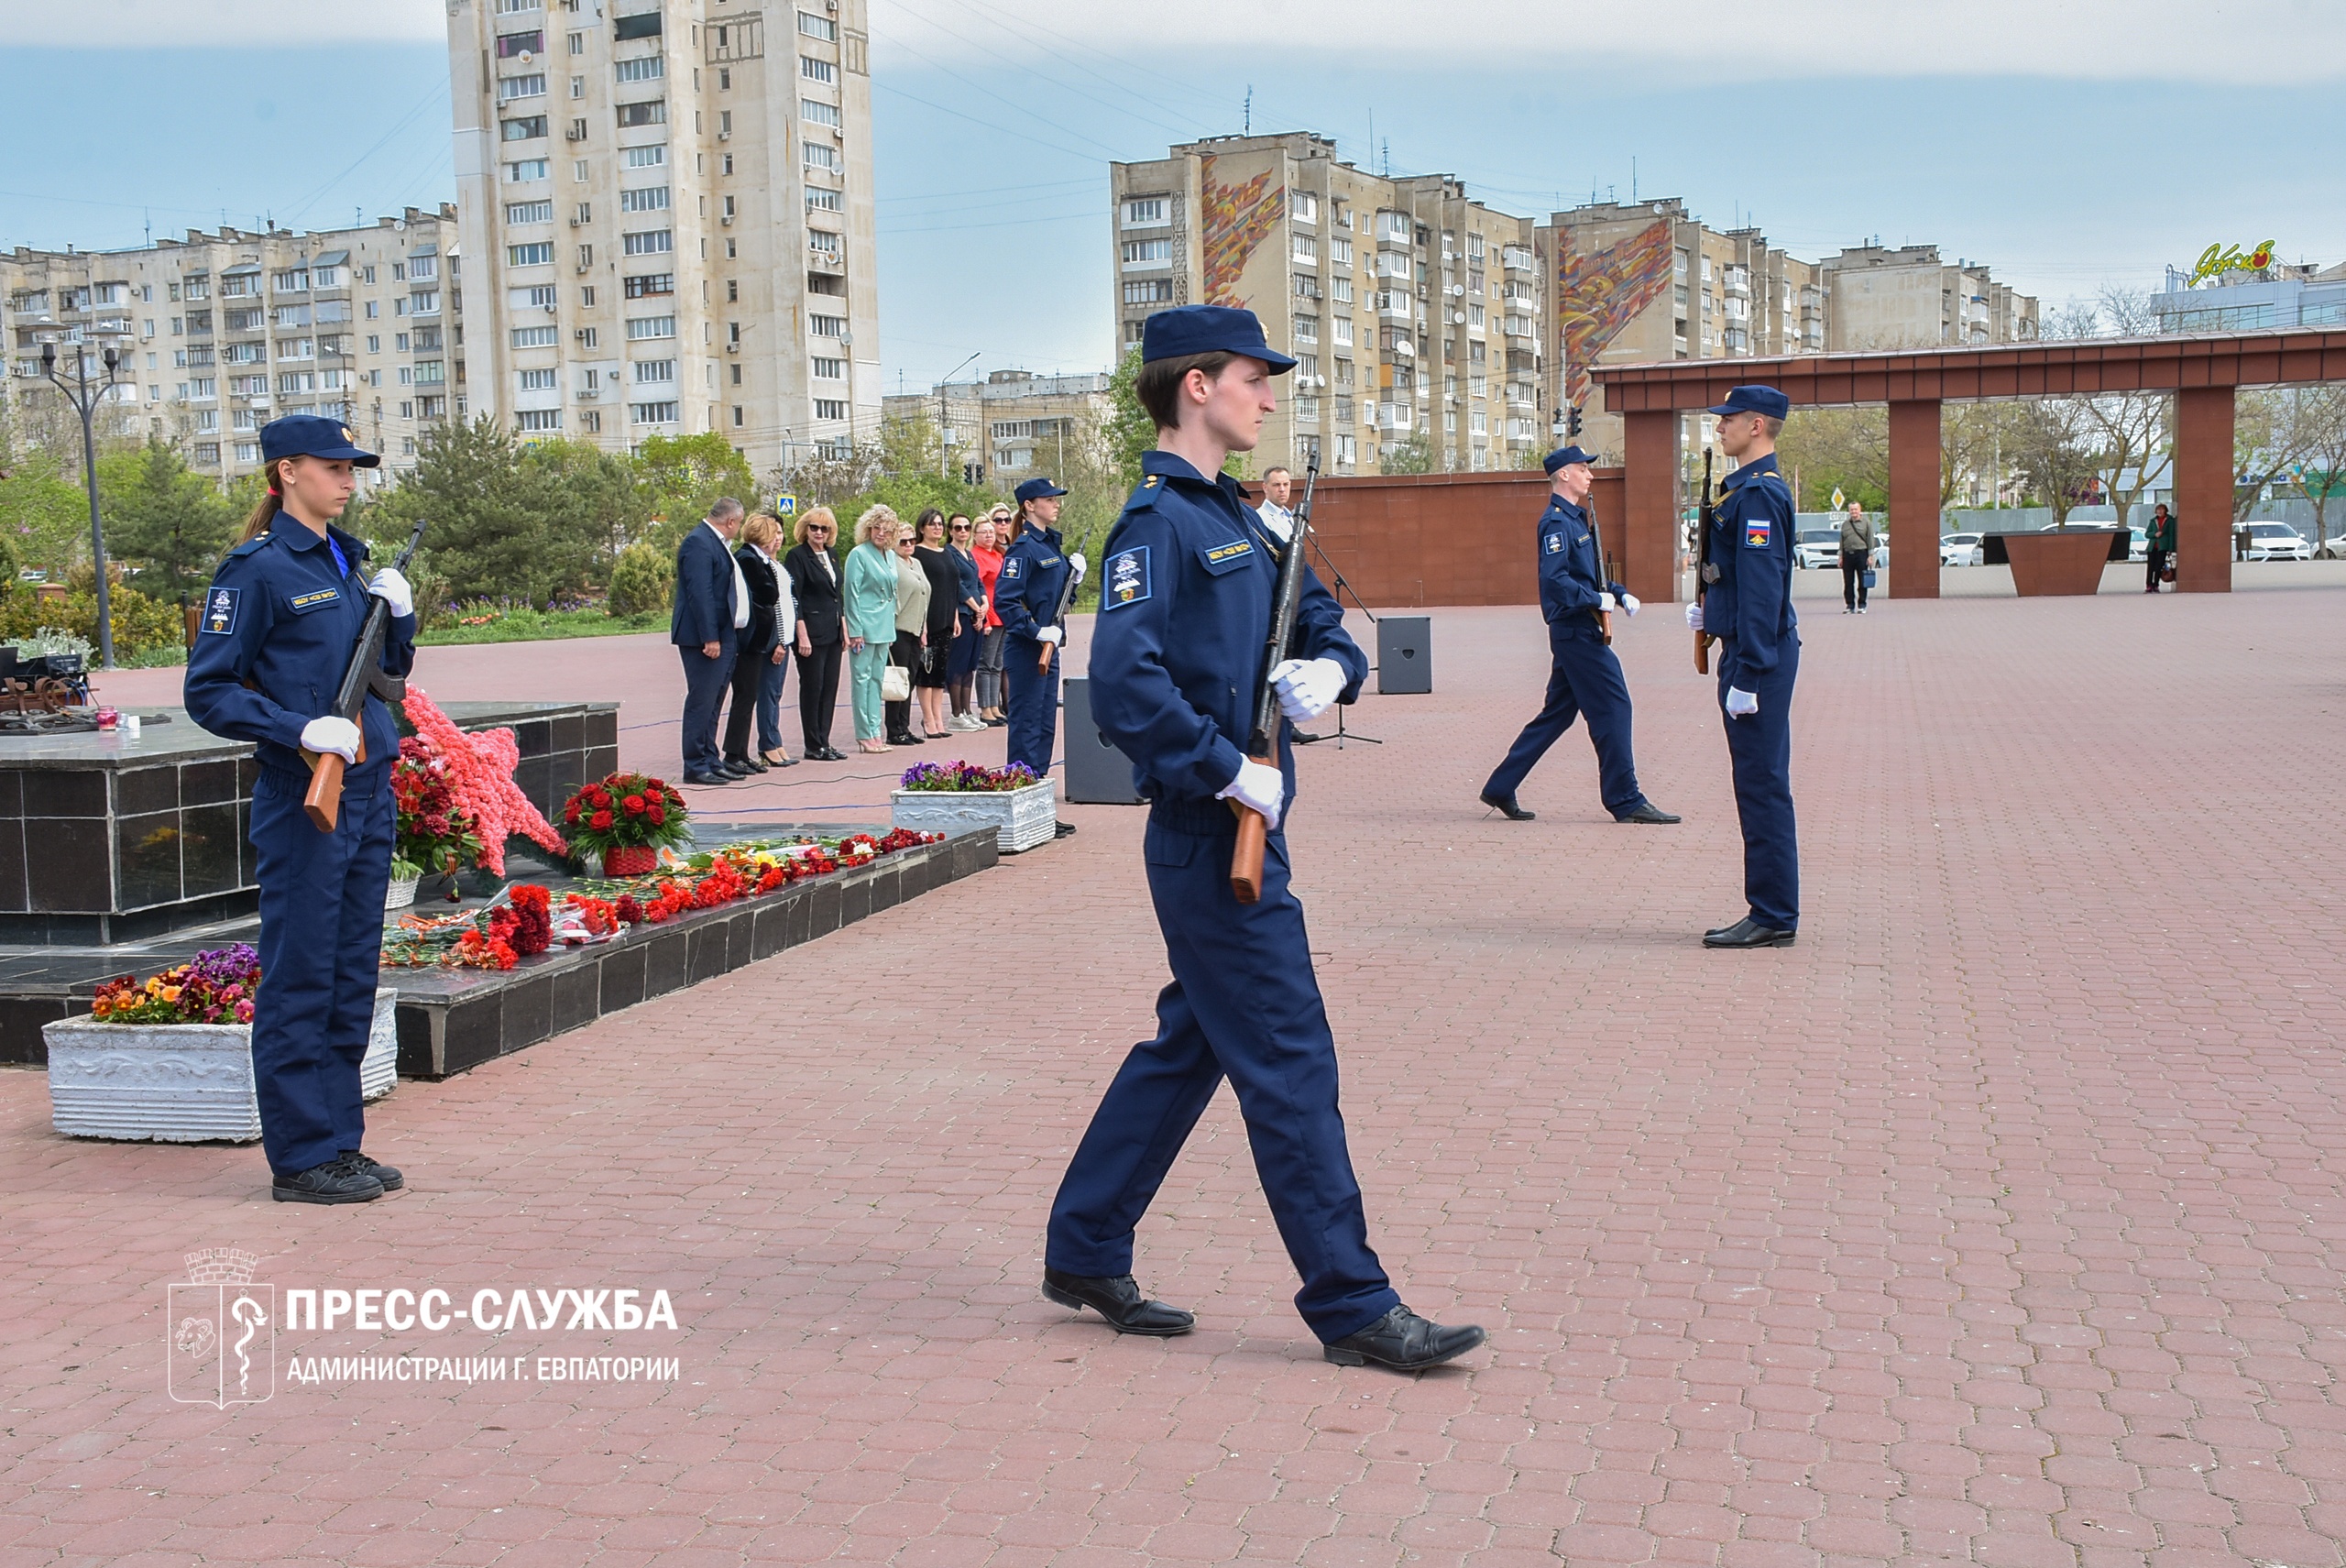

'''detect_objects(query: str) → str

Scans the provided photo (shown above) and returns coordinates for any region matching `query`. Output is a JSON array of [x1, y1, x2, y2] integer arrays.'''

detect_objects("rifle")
[[1035, 532, 1081, 674], [302, 521, 426, 832], [1589, 502, 1614, 647], [1230, 454, 1319, 905], [1694, 449, 1717, 674]]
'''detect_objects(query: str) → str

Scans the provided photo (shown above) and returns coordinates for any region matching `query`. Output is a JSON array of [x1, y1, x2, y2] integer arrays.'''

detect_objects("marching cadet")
[[183, 416, 417, 1202], [1479, 444, 1678, 826], [1685, 385, 1801, 948], [992, 476, 1083, 836], [1045, 303, 1485, 1373]]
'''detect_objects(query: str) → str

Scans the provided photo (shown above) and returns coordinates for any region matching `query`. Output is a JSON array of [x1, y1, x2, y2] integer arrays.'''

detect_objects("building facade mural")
[[1200, 156, 1285, 307], [1555, 218, 1675, 404]]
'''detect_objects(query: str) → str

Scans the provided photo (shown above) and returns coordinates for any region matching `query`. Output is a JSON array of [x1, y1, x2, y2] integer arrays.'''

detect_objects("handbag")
[[1861, 567, 1878, 589], [2161, 564, 2176, 583], [882, 655, 912, 703]]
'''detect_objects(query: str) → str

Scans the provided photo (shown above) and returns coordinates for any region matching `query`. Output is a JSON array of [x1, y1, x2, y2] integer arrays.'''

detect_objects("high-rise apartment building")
[[447, 0, 879, 474], [1820, 244, 2038, 351], [1, 208, 459, 486], [880, 368, 1114, 488], [1109, 133, 1544, 474]]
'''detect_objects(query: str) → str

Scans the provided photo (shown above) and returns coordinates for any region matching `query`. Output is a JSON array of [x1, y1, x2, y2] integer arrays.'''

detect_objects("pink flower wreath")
[[400, 686, 569, 876]]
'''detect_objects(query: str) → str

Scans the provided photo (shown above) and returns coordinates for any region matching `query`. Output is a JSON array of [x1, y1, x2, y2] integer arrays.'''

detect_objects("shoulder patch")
[[1103, 545, 1151, 609], [1543, 531, 1564, 554], [1744, 519, 1772, 550], [1001, 555, 1023, 580], [200, 586, 240, 636]]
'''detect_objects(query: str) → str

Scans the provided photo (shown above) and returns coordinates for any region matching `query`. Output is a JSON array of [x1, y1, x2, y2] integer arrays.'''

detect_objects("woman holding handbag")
[[842, 506, 902, 754], [885, 527, 932, 746]]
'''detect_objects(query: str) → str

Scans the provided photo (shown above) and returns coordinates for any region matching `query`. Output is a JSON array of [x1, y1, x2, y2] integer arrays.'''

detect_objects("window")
[[220, 273, 259, 298], [274, 304, 312, 328], [1122, 238, 1171, 266], [511, 325, 559, 347], [502, 115, 549, 140], [803, 143, 840, 173], [1292, 233, 1317, 263], [1295, 314, 1320, 343], [621, 229, 673, 256], [1376, 210, 1409, 243], [812, 356, 844, 378], [278, 371, 316, 394], [619, 185, 670, 212], [506, 200, 554, 225], [612, 7, 662, 38], [623, 273, 674, 298], [632, 358, 675, 382], [234, 442, 260, 464], [507, 158, 550, 183], [630, 400, 679, 423], [194, 410, 219, 433], [499, 73, 547, 101], [579, 327, 597, 347], [270, 269, 309, 293], [518, 367, 559, 391], [187, 378, 215, 399], [1291, 192, 1318, 224], [1122, 196, 1168, 226], [569, 29, 584, 53], [413, 360, 446, 385], [799, 10, 837, 40], [494, 0, 541, 13], [508, 242, 555, 266], [498, 29, 547, 60], [312, 267, 341, 288], [802, 55, 836, 84], [1330, 236, 1353, 268], [814, 398, 847, 421], [515, 409, 564, 432], [278, 338, 314, 360], [800, 98, 839, 129], [614, 55, 663, 82], [1332, 317, 1354, 346], [510, 284, 558, 309], [617, 100, 666, 127], [809, 313, 846, 337], [624, 145, 665, 168], [1332, 276, 1353, 305], [806, 187, 844, 214], [625, 314, 676, 339], [1295, 274, 1321, 301], [1122, 278, 1173, 307]]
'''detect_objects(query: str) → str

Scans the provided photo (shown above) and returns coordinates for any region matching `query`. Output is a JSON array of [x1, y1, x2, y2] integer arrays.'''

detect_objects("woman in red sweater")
[[971, 511, 1008, 725]]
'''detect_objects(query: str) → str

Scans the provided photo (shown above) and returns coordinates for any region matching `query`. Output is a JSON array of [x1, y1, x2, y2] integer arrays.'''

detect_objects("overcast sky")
[[3, 0, 2340, 392]]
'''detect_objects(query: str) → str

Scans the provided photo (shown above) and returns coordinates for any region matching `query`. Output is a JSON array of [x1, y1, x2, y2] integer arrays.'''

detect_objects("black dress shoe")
[[1053, 821, 1077, 838], [272, 1159, 384, 1205], [684, 770, 732, 786], [1479, 790, 1535, 821], [726, 754, 770, 774], [337, 1151, 403, 1191], [1041, 1268, 1194, 1336], [817, 745, 849, 762], [1614, 801, 1682, 825], [1704, 916, 1796, 948], [718, 760, 756, 779], [1323, 1306, 1485, 1371]]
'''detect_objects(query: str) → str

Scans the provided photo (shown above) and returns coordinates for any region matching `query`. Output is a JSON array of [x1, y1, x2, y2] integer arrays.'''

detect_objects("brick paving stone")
[[9, 587, 2346, 1564]]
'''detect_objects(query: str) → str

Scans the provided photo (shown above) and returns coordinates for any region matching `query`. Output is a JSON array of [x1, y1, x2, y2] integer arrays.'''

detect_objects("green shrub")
[[0, 583, 187, 658], [606, 541, 672, 618]]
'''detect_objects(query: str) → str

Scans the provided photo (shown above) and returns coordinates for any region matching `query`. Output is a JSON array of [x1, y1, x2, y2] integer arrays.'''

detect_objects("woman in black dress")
[[782, 508, 847, 761], [721, 512, 792, 772], [910, 509, 959, 740]]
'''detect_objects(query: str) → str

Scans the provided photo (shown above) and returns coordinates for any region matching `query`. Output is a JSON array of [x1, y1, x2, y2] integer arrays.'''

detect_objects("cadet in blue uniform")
[[1045, 304, 1485, 1373], [993, 477, 1085, 837], [183, 416, 417, 1202], [1480, 444, 1678, 826], [1686, 385, 1800, 948]]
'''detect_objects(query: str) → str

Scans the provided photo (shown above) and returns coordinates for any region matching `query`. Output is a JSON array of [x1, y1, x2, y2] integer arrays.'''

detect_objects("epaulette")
[[225, 533, 273, 559], [1123, 474, 1165, 514]]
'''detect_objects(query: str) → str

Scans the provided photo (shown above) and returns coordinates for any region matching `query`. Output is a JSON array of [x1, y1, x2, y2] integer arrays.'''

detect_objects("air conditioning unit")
[[718, 131, 729, 142], [725, 342, 739, 354], [574, 329, 589, 340], [720, 215, 732, 225], [569, 217, 582, 227], [576, 264, 592, 274]]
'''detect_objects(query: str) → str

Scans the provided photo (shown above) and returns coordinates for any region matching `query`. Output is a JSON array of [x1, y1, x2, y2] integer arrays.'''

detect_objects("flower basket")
[[386, 872, 422, 910], [46, 988, 400, 1143], [892, 778, 1057, 853], [600, 844, 662, 877]]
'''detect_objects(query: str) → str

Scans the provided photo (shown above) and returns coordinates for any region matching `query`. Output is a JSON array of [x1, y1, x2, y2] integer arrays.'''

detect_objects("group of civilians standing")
[[670, 495, 1027, 782]]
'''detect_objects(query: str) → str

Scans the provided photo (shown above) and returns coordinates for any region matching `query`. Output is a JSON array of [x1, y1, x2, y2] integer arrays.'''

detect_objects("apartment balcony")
[[807, 247, 844, 273], [1724, 270, 1750, 297]]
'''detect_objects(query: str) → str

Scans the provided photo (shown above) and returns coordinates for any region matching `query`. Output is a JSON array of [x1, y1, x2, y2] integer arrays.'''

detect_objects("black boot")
[[273, 1158, 384, 1205]]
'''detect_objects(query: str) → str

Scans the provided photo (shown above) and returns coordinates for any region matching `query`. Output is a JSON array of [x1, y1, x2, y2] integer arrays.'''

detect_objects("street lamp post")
[[937, 351, 981, 478], [40, 337, 125, 670]]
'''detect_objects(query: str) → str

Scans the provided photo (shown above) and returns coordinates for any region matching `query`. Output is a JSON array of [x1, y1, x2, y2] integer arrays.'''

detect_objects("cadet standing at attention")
[[1479, 443, 1678, 826], [1046, 304, 1485, 1373], [992, 476, 1084, 837], [1686, 385, 1801, 948], [183, 416, 418, 1202]]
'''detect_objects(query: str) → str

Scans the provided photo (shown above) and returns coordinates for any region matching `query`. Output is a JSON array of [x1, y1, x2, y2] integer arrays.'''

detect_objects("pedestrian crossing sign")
[[773, 494, 797, 517]]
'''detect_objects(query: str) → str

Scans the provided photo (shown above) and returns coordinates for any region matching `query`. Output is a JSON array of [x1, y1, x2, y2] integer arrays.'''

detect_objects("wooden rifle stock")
[[1229, 455, 1319, 905], [301, 520, 426, 832], [1694, 449, 1716, 674]]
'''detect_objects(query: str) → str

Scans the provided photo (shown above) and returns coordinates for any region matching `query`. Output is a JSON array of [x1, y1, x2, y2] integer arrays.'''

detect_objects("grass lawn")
[[418, 609, 666, 645]]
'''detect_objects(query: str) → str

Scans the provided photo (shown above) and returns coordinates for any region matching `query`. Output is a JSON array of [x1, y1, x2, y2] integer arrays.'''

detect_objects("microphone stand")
[[1288, 514, 1383, 749]]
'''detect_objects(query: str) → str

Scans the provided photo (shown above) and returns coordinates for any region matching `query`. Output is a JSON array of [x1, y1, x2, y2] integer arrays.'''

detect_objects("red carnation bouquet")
[[561, 770, 692, 875]]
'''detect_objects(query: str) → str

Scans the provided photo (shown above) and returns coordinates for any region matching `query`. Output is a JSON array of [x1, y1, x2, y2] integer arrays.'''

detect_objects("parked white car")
[[1794, 526, 1841, 570], [1940, 532, 1985, 567], [2241, 521, 2312, 562], [2128, 527, 2148, 562]]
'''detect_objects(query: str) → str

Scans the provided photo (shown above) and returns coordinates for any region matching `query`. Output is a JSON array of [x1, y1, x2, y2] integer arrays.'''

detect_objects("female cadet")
[[183, 415, 417, 1204]]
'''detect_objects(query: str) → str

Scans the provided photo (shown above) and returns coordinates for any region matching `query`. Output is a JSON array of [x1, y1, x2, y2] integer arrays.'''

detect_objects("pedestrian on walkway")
[[843, 506, 901, 754], [1047, 302, 1485, 1374], [2145, 503, 2176, 591], [1839, 500, 1878, 613]]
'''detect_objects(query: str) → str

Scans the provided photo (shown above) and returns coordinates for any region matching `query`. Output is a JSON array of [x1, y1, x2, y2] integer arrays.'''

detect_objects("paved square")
[[7, 580, 2345, 1566]]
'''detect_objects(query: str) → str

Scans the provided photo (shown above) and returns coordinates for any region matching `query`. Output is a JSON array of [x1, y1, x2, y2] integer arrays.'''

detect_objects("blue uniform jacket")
[[1088, 450, 1366, 810], [183, 521, 418, 780], [994, 523, 1070, 641], [1536, 496, 1623, 628], [670, 523, 737, 647], [1706, 452, 1798, 686]]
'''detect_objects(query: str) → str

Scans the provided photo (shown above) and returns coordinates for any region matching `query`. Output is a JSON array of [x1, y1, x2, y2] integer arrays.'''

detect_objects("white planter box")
[[45, 986, 400, 1144], [891, 779, 1057, 853]]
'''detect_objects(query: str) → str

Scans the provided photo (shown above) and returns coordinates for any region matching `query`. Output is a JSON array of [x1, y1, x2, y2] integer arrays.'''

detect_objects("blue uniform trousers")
[[248, 764, 395, 1177], [1047, 813, 1402, 1343], [1003, 632, 1059, 777], [1719, 636, 1800, 929], [678, 637, 736, 774], [1485, 620, 1644, 815]]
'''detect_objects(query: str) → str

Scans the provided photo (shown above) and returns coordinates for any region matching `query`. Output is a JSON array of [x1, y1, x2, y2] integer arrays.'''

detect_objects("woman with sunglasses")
[[944, 513, 987, 730], [973, 508, 1010, 724], [785, 509, 849, 760]]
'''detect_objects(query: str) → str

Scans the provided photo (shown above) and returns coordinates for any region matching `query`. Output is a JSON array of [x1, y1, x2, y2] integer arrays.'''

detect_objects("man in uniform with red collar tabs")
[[1044, 304, 1485, 1373]]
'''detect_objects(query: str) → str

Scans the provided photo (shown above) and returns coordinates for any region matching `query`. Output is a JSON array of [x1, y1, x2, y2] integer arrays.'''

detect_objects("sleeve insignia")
[[1745, 521, 1772, 549], [1104, 546, 1150, 609], [201, 587, 239, 636]]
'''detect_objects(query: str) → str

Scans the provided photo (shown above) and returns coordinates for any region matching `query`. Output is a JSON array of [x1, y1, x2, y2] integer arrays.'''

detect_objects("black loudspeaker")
[[1376, 616, 1431, 694], [1061, 677, 1142, 805]]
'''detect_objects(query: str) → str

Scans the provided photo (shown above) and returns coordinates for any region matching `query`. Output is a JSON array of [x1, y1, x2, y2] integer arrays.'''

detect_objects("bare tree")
[[2235, 386, 2326, 526], [2007, 398, 2101, 524], [2042, 288, 2173, 519], [2287, 386, 2346, 552]]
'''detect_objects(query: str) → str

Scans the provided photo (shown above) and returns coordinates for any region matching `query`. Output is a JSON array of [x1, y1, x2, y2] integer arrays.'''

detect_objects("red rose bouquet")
[[561, 770, 693, 875]]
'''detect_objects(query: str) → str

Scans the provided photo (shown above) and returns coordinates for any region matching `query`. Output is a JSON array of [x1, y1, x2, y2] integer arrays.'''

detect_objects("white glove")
[[367, 566, 414, 619], [1596, 592, 1617, 612], [1068, 552, 1088, 584], [1215, 758, 1285, 831], [1036, 625, 1064, 646], [1269, 656, 1345, 722], [1685, 601, 1705, 632], [1619, 593, 1641, 616], [301, 715, 362, 762], [1726, 686, 1759, 718]]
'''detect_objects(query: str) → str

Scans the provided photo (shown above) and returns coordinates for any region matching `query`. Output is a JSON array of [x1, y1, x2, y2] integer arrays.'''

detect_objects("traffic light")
[[1567, 404, 1584, 439]]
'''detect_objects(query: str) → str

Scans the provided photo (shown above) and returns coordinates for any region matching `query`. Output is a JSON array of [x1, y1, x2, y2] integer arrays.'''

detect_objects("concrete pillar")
[[2173, 387, 2235, 593], [1621, 409, 1681, 602], [1887, 399, 1942, 600]]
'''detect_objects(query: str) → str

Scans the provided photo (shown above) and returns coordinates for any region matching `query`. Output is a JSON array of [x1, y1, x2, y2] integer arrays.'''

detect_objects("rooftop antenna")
[[1244, 85, 1251, 136], [1631, 157, 1637, 202], [1381, 138, 1388, 176]]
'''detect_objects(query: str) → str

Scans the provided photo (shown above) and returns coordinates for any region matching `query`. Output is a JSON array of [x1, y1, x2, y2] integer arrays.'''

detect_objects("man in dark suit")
[[673, 497, 748, 785]]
